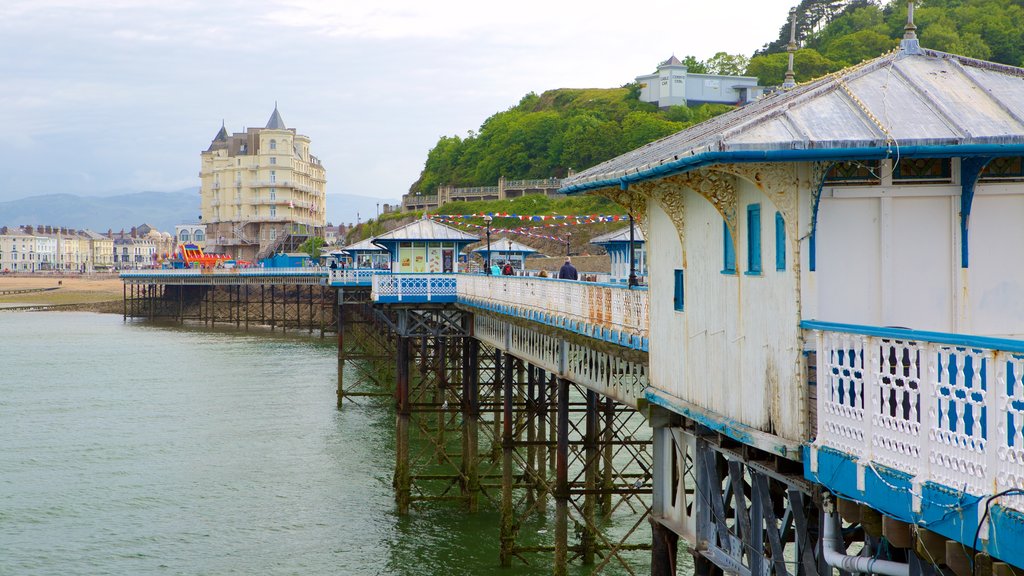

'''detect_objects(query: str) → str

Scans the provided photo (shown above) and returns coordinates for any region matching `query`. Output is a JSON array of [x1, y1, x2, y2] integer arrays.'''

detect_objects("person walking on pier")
[[557, 257, 578, 280]]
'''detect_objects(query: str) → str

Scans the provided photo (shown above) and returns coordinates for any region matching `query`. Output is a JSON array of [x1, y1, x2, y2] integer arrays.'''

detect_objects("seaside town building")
[[199, 105, 327, 262], [635, 54, 766, 108], [0, 224, 187, 273], [175, 224, 207, 250]]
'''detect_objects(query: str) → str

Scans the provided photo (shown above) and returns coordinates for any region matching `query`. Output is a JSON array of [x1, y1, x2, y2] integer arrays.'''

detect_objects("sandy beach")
[[0, 274, 124, 312]]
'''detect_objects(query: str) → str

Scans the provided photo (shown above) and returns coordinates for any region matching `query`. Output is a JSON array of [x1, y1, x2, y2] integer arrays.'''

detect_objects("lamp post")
[[484, 215, 493, 274], [507, 238, 514, 274], [628, 213, 638, 287], [565, 232, 571, 257]]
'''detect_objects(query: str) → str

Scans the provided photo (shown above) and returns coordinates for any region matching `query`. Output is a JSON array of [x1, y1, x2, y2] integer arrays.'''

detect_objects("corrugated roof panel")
[[373, 219, 479, 242], [723, 116, 800, 150], [845, 65, 962, 144], [896, 56, 1023, 140], [958, 64, 1024, 133], [591, 227, 646, 244], [784, 91, 883, 147]]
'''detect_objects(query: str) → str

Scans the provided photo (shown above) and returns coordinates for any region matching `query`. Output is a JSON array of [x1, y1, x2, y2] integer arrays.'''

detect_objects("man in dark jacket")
[[557, 257, 578, 280]]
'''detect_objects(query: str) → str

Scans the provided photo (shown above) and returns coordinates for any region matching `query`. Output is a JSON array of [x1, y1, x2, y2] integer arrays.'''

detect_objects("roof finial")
[[783, 7, 798, 89], [900, 0, 922, 54]]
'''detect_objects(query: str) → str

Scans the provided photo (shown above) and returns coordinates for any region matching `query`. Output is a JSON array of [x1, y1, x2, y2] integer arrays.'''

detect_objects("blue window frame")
[[746, 203, 762, 275], [775, 211, 786, 271], [673, 269, 684, 311], [722, 221, 736, 275]]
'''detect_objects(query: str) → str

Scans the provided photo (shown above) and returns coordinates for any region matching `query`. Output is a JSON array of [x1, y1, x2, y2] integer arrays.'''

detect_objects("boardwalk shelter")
[[470, 237, 538, 272], [333, 237, 389, 270], [561, 27, 1024, 575], [589, 226, 646, 283], [371, 218, 478, 274]]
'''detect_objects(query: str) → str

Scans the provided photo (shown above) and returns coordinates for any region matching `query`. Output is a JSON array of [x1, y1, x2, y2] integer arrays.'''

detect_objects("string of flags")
[[432, 212, 628, 222]]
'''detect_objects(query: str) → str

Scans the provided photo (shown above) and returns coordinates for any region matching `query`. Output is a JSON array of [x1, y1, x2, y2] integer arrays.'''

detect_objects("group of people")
[[488, 257, 578, 280]]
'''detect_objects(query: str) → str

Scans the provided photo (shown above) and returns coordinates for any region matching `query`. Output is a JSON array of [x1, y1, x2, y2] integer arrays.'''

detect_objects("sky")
[[0, 0, 799, 204]]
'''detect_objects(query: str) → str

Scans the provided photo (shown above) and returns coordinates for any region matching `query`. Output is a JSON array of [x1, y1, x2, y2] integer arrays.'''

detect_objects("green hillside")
[[410, 88, 732, 195], [750, 0, 1024, 85]]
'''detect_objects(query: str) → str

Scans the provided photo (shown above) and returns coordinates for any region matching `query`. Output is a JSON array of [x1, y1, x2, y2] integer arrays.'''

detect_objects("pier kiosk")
[[590, 226, 646, 284], [561, 18, 1024, 576], [371, 218, 478, 274], [331, 237, 389, 270], [470, 236, 538, 273]]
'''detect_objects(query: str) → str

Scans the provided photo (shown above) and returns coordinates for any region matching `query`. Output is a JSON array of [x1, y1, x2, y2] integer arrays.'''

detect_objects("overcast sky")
[[0, 0, 798, 204]]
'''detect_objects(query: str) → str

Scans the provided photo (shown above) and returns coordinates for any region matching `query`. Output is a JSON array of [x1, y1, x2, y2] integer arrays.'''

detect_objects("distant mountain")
[[0, 190, 201, 232], [0, 189, 397, 233]]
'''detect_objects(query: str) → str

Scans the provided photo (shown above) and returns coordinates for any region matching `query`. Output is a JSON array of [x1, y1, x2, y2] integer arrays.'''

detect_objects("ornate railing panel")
[[805, 320, 1024, 514], [328, 269, 377, 285], [371, 273, 458, 303], [474, 314, 648, 407]]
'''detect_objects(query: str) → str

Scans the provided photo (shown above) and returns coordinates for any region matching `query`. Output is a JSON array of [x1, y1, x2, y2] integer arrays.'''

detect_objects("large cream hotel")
[[200, 106, 326, 261]]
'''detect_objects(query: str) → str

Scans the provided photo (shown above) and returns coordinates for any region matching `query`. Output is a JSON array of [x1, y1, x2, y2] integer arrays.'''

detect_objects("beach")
[[0, 274, 124, 312]]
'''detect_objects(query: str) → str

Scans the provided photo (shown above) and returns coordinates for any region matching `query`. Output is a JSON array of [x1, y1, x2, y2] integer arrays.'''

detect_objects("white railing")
[[806, 321, 1024, 514], [458, 275, 648, 339], [328, 269, 378, 284], [121, 267, 326, 277], [371, 273, 458, 302]]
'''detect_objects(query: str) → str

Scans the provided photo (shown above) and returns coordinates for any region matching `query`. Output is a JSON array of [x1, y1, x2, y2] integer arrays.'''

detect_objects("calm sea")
[[2, 312, 629, 575]]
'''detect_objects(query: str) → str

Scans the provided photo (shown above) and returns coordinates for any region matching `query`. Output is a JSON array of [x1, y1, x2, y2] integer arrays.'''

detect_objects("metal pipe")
[[822, 498, 909, 576]]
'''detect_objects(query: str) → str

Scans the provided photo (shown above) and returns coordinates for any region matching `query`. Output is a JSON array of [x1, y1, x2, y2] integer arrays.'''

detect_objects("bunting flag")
[[432, 212, 627, 222], [440, 218, 575, 242]]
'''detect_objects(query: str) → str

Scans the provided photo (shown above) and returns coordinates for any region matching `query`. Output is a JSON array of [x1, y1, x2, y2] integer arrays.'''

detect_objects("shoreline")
[[0, 275, 123, 313]]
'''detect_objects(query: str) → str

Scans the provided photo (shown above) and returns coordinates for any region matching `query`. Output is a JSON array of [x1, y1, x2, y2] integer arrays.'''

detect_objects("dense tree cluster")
[[410, 89, 732, 194], [750, 0, 1024, 85]]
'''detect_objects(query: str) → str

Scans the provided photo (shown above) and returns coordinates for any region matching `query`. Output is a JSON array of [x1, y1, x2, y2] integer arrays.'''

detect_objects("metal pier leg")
[[526, 364, 537, 508], [336, 299, 345, 408], [435, 337, 447, 464], [462, 337, 480, 513], [554, 377, 570, 576], [500, 351, 515, 567], [536, 368, 548, 514], [602, 396, 614, 516], [651, 518, 679, 576], [582, 389, 598, 565], [395, 336, 411, 515], [492, 349, 503, 462]]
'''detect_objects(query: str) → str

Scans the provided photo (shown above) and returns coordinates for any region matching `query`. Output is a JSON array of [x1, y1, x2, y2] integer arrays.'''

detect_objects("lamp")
[[484, 215, 493, 274], [565, 231, 571, 257]]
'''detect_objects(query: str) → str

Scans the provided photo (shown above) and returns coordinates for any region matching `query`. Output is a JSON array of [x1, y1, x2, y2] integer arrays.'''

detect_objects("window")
[[775, 212, 786, 271], [270, 139, 277, 150], [195, 231, 204, 242], [270, 170, 276, 183], [180, 231, 190, 242], [270, 157, 276, 165], [270, 206, 277, 218], [746, 203, 762, 275], [722, 221, 736, 275], [673, 269, 684, 311], [269, 188, 276, 200]]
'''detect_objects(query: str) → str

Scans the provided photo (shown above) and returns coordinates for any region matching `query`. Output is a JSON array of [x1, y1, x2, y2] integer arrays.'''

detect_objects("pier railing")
[[804, 320, 1024, 514], [458, 275, 649, 349], [371, 273, 459, 303], [328, 269, 377, 285]]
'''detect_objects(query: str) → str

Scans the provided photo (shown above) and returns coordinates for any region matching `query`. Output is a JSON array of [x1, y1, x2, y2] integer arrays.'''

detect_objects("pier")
[[120, 10, 1024, 574]]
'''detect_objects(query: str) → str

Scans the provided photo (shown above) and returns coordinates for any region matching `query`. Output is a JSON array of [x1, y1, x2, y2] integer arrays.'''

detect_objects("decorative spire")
[[900, 0, 922, 54], [783, 7, 798, 89], [265, 104, 287, 130]]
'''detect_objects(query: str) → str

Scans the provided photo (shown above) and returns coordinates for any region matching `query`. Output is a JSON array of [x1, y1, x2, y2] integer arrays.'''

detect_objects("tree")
[[705, 52, 750, 76], [298, 237, 326, 259], [679, 55, 708, 74]]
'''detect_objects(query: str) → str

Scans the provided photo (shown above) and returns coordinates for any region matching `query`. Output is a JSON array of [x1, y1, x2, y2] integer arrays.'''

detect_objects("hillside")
[[749, 0, 1024, 85], [410, 88, 733, 195]]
